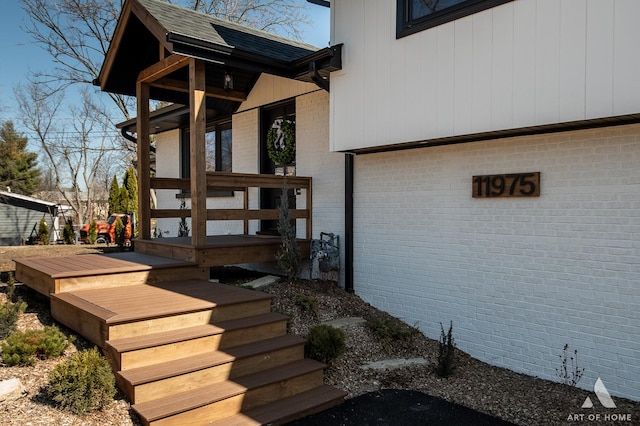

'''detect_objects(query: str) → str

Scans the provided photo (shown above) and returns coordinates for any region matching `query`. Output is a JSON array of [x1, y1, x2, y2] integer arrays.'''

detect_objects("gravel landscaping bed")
[[0, 261, 638, 425]]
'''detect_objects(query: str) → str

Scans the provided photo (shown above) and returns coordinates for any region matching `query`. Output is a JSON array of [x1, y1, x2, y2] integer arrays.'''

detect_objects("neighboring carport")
[[0, 191, 59, 245]]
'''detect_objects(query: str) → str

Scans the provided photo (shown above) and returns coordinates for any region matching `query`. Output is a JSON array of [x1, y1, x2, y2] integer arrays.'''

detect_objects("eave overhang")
[[96, 0, 342, 114]]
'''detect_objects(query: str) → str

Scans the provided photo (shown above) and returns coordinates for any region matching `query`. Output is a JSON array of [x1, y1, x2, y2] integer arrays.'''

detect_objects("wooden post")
[[136, 82, 151, 240], [189, 58, 207, 247]]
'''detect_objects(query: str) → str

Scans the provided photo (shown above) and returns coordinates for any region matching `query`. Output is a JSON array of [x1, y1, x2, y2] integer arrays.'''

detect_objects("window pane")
[[412, 0, 468, 19], [205, 130, 217, 172], [220, 128, 232, 172]]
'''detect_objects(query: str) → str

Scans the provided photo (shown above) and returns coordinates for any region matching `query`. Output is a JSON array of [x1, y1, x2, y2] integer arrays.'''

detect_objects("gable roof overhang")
[[96, 0, 341, 118]]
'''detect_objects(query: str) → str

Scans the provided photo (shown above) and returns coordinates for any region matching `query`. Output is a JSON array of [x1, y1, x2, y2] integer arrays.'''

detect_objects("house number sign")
[[472, 172, 540, 198]]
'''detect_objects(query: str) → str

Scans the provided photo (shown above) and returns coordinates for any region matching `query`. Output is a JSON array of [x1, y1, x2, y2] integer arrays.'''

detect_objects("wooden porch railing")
[[150, 172, 312, 240]]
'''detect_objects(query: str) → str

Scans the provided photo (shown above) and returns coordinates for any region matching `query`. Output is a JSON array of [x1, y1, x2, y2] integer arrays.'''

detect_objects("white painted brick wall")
[[352, 124, 640, 400], [231, 90, 345, 282], [296, 91, 345, 284]]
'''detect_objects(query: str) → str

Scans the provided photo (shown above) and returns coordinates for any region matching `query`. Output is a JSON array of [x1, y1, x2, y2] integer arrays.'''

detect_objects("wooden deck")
[[134, 235, 311, 267], [13, 250, 346, 425], [14, 251, 208, 295]]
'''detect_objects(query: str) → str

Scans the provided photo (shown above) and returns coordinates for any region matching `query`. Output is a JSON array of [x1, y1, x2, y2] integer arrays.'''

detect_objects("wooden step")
[[132, 359, 326, 426], [206, 384, 348, 426], [106, 313, 289, 371], [50, 280, 273, 346], [119, 335, 305, 403], [14, 252, 208, 295]]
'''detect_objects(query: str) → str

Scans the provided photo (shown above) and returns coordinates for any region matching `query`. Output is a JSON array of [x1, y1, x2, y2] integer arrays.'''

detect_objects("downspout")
[[345, 153, 354, 293], [121, 127, 137, 145]]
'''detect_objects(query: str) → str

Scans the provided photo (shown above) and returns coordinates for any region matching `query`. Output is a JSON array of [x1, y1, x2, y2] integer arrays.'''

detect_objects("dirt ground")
[[0, 244, 103, 273]]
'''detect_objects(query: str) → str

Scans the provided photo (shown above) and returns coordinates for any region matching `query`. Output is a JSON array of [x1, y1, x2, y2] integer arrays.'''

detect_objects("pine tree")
[[0, 121, 40, 195], [122, 167, 138, 215], [107, 175, 121, 215]]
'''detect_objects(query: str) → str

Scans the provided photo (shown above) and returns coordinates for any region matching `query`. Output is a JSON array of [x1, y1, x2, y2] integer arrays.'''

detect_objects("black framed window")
[[397, 0, 513, 38], [180, 119, 233, 197]]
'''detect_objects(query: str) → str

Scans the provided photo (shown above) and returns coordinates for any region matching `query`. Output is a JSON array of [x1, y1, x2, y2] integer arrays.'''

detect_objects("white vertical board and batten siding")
[[330, 0, 640, 152]]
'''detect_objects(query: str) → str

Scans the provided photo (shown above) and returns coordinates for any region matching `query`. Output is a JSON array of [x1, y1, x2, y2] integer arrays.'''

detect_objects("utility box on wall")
[[310, 232, 340, 280]]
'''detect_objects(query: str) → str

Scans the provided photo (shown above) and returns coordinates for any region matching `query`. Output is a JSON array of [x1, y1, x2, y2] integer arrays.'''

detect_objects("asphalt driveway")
[[286, 389, 518, 426]]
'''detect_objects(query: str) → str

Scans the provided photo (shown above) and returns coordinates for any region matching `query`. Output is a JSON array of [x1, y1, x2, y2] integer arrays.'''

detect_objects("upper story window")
[[397, 0, 513, 38]]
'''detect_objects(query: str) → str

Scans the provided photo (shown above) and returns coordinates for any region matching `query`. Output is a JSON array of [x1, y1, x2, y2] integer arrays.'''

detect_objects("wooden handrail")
[[149, 173, 312, 238]]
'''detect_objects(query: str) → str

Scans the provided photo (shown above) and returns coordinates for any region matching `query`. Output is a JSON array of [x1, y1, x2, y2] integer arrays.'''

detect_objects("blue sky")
[[0, 1, 330, 125]]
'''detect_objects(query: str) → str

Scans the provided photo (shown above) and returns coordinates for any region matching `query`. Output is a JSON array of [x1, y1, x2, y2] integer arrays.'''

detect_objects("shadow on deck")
[[134, 235, 310, 267]]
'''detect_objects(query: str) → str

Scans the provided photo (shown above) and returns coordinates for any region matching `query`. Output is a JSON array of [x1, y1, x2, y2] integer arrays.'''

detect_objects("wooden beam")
[[151, 78, 248, 102], [136, 82, 151, 240], [137, 54, 190, 84], [190, 58, 207, 247], [150, 209, 309, 221]]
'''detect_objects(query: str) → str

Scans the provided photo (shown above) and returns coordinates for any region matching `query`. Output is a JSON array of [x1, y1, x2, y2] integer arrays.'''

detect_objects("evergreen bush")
[[47, 348, 116, 415], [1, 326, 72, 366], [38, 218, 49, 245], [62, 220, 75, 244], [114, 217, 125, 248], [294, 294, 318, 317], [0, 273, 27, 339], [366, 315, 419, 346], [304, 324, 345, 364], [276, 185, 301, 281], [87, 220, 97, 244], [436, 321, 456, 378]]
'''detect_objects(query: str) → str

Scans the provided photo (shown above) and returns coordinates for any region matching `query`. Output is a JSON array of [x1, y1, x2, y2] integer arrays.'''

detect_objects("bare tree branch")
[[15, 82, 127, 225]]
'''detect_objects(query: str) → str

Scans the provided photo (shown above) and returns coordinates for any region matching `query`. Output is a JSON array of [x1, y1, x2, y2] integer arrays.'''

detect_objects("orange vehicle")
[[79, 213, 133, 245]]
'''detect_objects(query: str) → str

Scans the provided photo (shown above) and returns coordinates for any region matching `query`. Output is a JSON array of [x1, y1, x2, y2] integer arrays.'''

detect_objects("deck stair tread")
[[106, 312, 289, 353], [132, 359, 326, 423], [13, 252, 197, 279], [119, 334, 304, 386], [51, 280, 273, 324], [206, 385, 348, 426], [14, 249, 346, 424]]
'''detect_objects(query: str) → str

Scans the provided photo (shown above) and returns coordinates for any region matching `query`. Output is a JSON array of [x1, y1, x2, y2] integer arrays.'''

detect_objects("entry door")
[[260, 102, 295, 235]]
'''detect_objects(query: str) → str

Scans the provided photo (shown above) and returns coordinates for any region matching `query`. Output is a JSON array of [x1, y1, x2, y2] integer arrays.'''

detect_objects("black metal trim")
[[344, 153, 354, 293], [397, 0, 514, 39], [342, 114, 640, 155], [307, 0, 330, 7]]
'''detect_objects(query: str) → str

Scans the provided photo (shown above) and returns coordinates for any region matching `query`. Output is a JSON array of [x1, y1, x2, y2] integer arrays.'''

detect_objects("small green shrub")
[[0, 274, 27, 339], [87, 220, 98, 244], [436, 321, 456, 378], [366, 315, 420, 346], [48, 348, 116, 415], [62, 220, 75, 244], [114, 217, 125, 248], [304, 324, 345, 364], [276, 186, 302, 281], [0, 300, 27, 340], [38, 218, 50, 245], [1, 326, 73, 366], [294, 294, 318, 317]]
